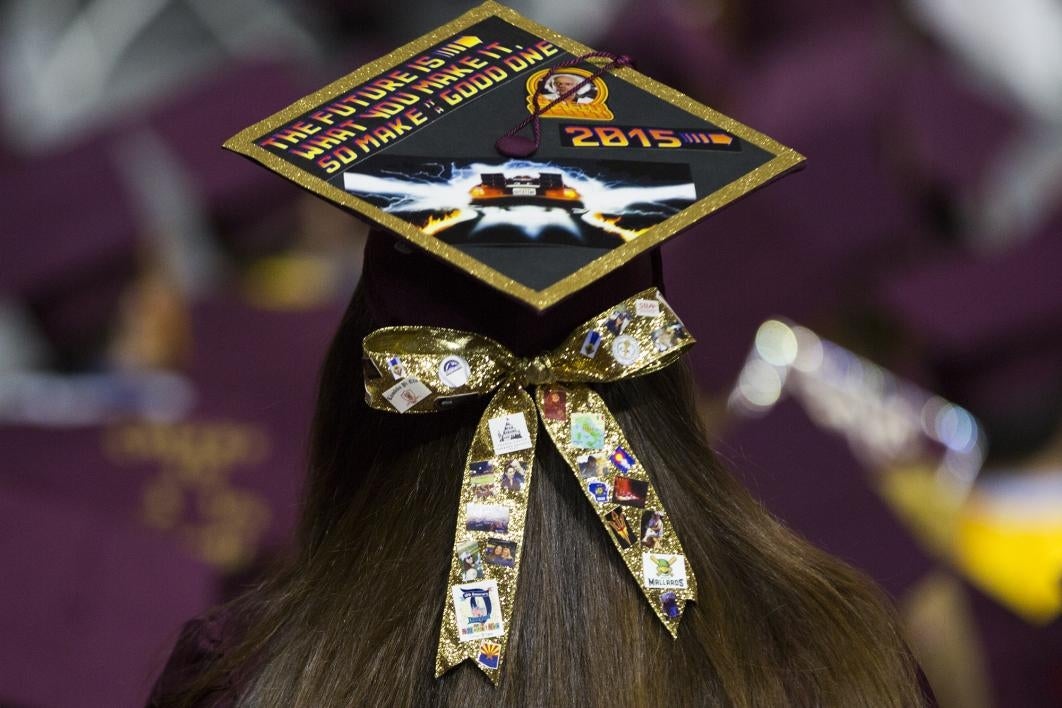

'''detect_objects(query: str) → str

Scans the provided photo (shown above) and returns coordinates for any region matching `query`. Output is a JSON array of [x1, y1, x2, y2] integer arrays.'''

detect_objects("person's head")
[[157, 238, 927, 708], [551, 73, 581, 97]]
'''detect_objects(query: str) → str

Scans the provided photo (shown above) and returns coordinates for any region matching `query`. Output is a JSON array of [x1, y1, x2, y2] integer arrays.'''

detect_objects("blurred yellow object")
[[876, 465, 965, 557], [241, 254, 344, 310], [880, 466, 1062, 623], [954, 482, 1062, 624]]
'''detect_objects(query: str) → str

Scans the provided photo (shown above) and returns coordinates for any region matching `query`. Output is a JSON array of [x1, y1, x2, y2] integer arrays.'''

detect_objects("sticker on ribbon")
[[639, 509, 667, 548], [642, 553, 688, 589], [488, 412, 532, 454], [452, 581, 506, 642], [382, 378, 432, 412], [611, 335, 641, 366], [542, 387, 567, 420], [386, 355, 407, 379], [635, 298, 661, 317], [439, 355, 471, 387], [457, 539, 485, 581], [570, 412, 606, 449]]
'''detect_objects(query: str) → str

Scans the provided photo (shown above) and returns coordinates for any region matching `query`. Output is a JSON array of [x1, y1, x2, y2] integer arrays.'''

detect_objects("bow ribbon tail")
[[435, 381, 537, 683], [535, 383, 697, 634]]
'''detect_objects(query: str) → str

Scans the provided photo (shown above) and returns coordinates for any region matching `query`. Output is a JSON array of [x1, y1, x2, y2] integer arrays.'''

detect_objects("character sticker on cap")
[[526, 66, 612, 121], [452, 580, 505, 641], [225, 2, 803, 311], [439, 355, 471, 387], [488, 412, 532, 454], [642, 553, 688, 589]]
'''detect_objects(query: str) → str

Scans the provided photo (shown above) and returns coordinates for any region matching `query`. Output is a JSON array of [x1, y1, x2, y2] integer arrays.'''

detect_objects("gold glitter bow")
[[362, 288, 697, 682]]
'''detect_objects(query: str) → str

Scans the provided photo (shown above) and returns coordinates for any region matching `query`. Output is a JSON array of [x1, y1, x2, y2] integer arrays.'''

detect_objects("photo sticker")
[[613, 475, 649, 507], [642, 553, 688, 589], [382, 378, 432, 413], [469, 459, 498, 483], [499, 458, 527, 493], [466, 503, 510, 534], [576, 453, 606, 479], [640, 509, 667, 548], [438, 355, 471, 387], [483, 537, 518, 567], [456, 538, 485, 581], [469, 460, 499, 499], [570, 412, 606, 449], [604, 506, 636, 549], [452, 580, 505, 642], [341, 157, 696, 267], [542, 387, 567, 421], [605, 307, 632, 336], [488, 412, 533, 454], [473, 483, 498, 501], [652, 322, 689, 352]]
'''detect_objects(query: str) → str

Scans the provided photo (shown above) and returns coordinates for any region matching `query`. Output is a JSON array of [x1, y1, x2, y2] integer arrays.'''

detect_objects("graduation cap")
[[223, 1, 803, 317]]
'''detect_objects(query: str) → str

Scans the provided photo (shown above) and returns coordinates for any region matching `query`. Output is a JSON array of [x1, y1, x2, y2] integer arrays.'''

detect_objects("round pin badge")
[[611, 335, 641, 366], [439, 355, 471, 387]]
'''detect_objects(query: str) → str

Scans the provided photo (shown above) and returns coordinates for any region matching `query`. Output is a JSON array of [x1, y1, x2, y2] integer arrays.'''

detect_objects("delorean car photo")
[[469, 172, 587, 213]]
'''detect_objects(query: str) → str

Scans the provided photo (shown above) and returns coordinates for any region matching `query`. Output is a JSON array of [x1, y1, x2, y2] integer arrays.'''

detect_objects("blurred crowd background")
[[2, 0, 1060, 705]]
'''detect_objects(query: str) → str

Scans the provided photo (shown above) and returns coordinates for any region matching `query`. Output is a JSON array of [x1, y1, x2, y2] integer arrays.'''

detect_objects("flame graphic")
[[420, 209, 469, 235], [583, 213, 649, 242]]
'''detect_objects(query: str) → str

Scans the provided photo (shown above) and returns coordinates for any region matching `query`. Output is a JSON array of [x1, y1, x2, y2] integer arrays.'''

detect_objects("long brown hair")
[[159, 284, 926, 707]]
